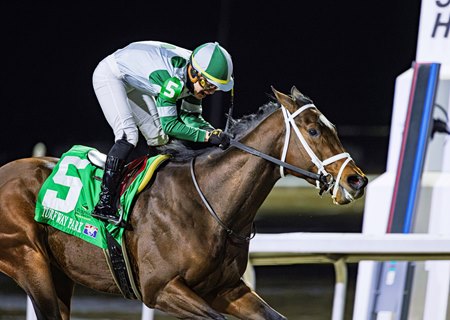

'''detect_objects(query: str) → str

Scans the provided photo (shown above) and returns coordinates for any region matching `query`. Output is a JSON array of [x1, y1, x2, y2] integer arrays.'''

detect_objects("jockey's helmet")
[[190, 42, 234, 92]]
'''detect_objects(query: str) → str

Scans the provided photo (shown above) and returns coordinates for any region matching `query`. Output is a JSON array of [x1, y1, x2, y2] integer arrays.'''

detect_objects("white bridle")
[[279, 103, 354, 203]]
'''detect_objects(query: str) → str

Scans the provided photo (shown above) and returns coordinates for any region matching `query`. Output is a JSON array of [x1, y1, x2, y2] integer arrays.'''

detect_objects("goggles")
[[199, 77, 218, 91]]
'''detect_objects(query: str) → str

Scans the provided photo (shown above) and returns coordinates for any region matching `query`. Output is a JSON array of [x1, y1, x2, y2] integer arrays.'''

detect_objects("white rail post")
[[141, 304, 155, 320], [32, 142, 47, 157], [332, 258, 347, 320], [26, 298, 36, 320], [27, 143, 47, 320]]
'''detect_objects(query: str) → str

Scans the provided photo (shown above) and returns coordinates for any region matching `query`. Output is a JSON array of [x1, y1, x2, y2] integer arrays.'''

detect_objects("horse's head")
[[272, 86, 368, 205]]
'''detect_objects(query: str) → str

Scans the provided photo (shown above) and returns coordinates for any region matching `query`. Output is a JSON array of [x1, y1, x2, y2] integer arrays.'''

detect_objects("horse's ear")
[[291, 86, 305, 101], [271, 86, 296, 112]]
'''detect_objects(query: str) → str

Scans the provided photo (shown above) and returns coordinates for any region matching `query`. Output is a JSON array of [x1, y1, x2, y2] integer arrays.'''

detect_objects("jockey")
[[91, 41, 234, 222]]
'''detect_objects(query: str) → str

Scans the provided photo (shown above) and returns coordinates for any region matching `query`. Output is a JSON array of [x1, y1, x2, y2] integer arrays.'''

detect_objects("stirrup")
[[92, 207, 126, 227], [91, 210, 118, 222]]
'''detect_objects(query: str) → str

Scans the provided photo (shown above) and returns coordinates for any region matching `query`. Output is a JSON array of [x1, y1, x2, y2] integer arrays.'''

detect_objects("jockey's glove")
[[208, 129, 231, 149]]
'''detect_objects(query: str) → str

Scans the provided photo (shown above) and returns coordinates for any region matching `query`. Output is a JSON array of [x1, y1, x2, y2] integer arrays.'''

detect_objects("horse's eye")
[[308, 128, 319, 137]]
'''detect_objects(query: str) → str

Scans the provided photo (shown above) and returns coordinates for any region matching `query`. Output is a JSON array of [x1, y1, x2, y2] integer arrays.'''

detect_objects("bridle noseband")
[[190, 103, 354, 242]]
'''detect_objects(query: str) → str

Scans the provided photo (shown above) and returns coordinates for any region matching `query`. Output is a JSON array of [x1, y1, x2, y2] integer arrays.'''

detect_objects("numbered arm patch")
[[158, 77, 183, 105], [155, 77, 206, 141]]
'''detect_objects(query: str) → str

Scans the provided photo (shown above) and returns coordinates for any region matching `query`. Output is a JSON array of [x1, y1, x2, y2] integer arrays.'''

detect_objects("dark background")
[[1, 1, 422, 173]]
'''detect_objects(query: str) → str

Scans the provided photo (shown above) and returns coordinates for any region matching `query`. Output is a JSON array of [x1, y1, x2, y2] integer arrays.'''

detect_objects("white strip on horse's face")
[[318, 113, 336, 133]]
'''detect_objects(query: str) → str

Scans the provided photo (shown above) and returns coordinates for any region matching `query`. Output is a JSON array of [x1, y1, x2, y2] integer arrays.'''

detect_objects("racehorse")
[[0, 86, 367, 319]]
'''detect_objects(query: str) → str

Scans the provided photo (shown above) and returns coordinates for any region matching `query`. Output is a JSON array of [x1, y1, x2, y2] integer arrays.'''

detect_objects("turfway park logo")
[[83, 224, 98, 238], [41, 207, 85, 234]]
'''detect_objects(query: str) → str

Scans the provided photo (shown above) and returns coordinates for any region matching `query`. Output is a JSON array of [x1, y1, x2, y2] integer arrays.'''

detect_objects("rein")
[[227, 103, 353, 202], [190, 157, 256, 243], [229, 140, 328, 184]]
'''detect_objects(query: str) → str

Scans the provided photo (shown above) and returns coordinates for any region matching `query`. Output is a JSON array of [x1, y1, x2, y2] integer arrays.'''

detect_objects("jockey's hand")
[[208, 129, 230, 149]]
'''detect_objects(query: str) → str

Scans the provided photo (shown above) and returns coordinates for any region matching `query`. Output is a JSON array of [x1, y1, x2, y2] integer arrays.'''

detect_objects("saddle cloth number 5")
[[42, 156, 90, 213]]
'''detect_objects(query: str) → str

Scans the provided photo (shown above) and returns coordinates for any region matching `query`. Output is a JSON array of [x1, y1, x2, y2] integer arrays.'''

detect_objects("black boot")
[[92, 138, 134, 222], [91, 156, 125, 221]]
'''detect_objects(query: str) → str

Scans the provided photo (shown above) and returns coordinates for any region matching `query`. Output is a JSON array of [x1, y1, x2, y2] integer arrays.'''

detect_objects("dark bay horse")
[[0, 87, 367, 319]]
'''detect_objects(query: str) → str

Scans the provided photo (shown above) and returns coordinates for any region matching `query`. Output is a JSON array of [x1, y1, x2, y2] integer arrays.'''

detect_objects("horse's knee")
[[51, 266, 75, 319], [152, 276, 226, 319], [212, 281, 286, 320]]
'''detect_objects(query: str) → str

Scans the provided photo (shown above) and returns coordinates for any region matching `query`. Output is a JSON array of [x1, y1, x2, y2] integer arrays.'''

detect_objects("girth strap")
[[104, 231, 141, 300]]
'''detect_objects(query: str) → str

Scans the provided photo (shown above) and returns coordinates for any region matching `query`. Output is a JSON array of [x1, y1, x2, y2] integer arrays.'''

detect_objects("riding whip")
[[224, 86, 234, 133]]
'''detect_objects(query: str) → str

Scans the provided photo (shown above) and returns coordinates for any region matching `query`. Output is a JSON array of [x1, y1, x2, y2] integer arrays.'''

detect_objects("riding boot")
[[92, 138, 134, 222]]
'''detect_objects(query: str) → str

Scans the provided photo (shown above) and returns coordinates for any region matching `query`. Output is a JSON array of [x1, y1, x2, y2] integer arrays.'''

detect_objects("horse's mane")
[[156, 94, 313, 161], [228, 101, 279, 139]]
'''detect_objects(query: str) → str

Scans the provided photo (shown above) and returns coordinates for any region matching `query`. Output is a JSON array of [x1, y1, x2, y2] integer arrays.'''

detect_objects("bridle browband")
[[190, 103, 354, 242]]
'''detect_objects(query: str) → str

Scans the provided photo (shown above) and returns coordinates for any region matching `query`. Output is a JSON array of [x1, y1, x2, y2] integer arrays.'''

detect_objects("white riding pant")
[[92, 54, 169, 147]]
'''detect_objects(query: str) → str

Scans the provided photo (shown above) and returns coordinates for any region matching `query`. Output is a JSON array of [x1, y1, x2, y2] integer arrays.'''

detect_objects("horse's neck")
[[198, 113, 284, 228]]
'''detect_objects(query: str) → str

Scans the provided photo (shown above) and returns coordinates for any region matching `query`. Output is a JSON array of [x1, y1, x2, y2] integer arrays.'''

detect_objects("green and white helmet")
[[190, 42, 234, 92]]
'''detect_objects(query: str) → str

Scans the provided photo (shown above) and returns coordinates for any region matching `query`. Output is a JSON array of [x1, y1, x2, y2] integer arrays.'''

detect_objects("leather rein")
[[190, 157, 255, 243]]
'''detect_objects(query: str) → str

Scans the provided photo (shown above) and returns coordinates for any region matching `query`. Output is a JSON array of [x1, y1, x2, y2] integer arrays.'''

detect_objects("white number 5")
[[163, 80, 179, 98], [42, 156, 90, 213]]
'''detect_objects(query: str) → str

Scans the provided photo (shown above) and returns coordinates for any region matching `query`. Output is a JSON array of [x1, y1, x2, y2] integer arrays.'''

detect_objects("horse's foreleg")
[[16, 250, 63, 320], [150, 276, 226, 319], [51, 264, 75, 320], [0, 224, 63, 318], [211, 280, 287, 320]]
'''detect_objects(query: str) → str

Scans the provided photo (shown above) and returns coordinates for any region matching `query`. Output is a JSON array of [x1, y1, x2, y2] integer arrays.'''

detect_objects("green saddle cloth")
[[34, 145, 170, 249]]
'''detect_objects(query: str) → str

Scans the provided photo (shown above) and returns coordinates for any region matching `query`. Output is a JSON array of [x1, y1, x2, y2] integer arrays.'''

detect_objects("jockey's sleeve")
[[156, 77, 207, 142], [180, 96, 215, 130]]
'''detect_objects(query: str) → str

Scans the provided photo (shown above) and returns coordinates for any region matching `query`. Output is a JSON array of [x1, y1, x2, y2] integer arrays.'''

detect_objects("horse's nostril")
[[347, 174, 368, 191]]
